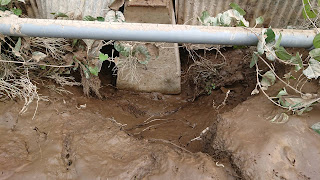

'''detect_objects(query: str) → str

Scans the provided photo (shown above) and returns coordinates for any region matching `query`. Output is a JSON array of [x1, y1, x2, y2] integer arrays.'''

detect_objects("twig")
[[133, 120, 174, 135], [255, 63, 291, 109], [216, 90, 231, 110], [148, 138, 193, 154], [0, 59, 74, 68], [258, 56, 304, 95]]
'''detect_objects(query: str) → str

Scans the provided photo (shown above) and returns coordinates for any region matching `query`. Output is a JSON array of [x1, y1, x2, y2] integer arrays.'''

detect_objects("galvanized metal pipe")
[[0, 17, 316, 48]]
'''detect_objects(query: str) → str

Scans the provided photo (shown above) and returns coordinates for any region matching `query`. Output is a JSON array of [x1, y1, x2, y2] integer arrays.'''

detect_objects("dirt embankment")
[[204, 94, 320, 180]]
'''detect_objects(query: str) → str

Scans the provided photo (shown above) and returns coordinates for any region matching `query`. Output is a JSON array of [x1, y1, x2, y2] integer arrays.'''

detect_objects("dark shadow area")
[[99, 41, 119, 86]]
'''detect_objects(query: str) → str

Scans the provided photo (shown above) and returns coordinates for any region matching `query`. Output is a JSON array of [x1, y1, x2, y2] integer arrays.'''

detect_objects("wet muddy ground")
[[0, 48, 319, 179]]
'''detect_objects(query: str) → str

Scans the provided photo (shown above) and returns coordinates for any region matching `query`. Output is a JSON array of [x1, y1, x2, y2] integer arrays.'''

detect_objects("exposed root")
[[28, 37, 70, 60], [80, 69, 102, 99], [0, 76, 47, 115], [47, 73, 81, 87]]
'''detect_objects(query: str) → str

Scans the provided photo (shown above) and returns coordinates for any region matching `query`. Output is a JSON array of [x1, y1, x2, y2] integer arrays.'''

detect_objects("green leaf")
[[0, 6, 8, 11], [96, 17, 105, 22], [261, 70, 276, 88], [135, 45, 151, 64], [0, 0, 11, 6], [39, 65, 46, 70], [233, 45, 247, 49], [114, 42, 131, 57], [200, 11, 210, 23], [303, 58, 320, 79], [83, 15, 96, 21], [229, 3, 246, 16], [290, 52, 303, 71], [265, 28, 275, 43], [275, 46, 292, 60], [99, 53, 108, 62], [255, 16, 264, 25], [275, 33, 282, 49], [266, 51, 276, 61], [276, 88, 291, 107], [52, 12, 68, 18], [313, 34, 320, 48], [72, 39, 78, 47], [89, 66, 99, 76], [237, 20, 246, 27], [311, 122, 320, 135], [250, 52, 258, 68], [302, 4, 317, 19], [309, 48, 320, 61], [11, 8, 22, 16], [14, 37, 21, 52]]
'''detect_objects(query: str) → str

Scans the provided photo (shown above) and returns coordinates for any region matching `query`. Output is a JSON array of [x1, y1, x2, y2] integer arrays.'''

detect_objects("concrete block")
[[116, 0, 181, 94]]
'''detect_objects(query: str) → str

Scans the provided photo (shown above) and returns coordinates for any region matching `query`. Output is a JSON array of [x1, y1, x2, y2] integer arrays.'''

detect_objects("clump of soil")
[[181, 47, 256, 100], [203, 94, 320, 179]]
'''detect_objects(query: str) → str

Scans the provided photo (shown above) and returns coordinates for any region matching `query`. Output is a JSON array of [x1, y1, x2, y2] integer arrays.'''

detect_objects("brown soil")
[[203, 94, 320, 179], [1, 48, 319, 179], [0, 96, 233, 180]]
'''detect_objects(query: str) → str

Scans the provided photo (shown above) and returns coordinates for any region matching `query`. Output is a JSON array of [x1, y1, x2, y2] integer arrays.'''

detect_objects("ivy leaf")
[[257, 30, 266, 55], [11, 8, 22, 16], [135, 45, 151, 64], [311, 122, 320, 135], [261, 70, 276, 89], [14, 37, 21, 53], [83, 15, 96, 21], [303, 58, 320, 79], [275, 46, 292, 60], [229, 2, 246, 16], [0, 0, 11, 6], [275, 33, 282, 49], [302, 4, 317, 19], [250, 52, 258, 68], [255, 16, 264, 25], [114, 42, 131, 57], [276, 88, 291, 107], [290, 52, 303, 71], [51, 12, 68, 18], [99, 53, 108, 62], [265, 28, 275, 43], [96, 17, 105, 22], [200, 11, 210, 24], [313, 34, 320, 48], [309, 48, 320, 61], [89, 66, 99, 76], [265, 43, 276, 61], [237, 20, 246, 27]]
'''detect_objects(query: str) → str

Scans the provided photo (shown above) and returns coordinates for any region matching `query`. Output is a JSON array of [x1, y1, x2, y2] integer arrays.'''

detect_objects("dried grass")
[[47, 73, 81, 87], [0, 76, 44, 114], [28, 37, 69, 60]]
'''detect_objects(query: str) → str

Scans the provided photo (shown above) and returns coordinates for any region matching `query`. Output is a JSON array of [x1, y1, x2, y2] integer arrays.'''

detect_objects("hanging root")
[[0, 76, 44, 114]]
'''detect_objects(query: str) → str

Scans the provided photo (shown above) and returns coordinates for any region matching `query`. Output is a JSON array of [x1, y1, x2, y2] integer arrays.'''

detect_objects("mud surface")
[[0, 94, 233, 180], [1, 48, 320, 179]]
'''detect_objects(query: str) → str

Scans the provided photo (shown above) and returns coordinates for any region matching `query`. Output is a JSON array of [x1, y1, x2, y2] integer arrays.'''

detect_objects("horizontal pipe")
[[0, 17, 317, 48]]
